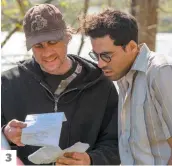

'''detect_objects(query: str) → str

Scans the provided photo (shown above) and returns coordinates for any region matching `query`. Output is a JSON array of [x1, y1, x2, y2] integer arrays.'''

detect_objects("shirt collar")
[[117, 43, 150, 87], [131, 43, 150, 73]]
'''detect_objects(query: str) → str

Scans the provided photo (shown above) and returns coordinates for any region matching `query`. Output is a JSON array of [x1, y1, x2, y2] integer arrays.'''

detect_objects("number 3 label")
[[0, 150, 16, 166]]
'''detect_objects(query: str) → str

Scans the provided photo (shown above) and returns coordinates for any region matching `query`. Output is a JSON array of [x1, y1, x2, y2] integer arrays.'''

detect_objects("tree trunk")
[[131, 0, 159, 51]]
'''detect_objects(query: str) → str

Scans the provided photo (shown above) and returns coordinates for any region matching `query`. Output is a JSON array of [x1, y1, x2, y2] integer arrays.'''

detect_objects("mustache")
[[42, 54, 59, 60]]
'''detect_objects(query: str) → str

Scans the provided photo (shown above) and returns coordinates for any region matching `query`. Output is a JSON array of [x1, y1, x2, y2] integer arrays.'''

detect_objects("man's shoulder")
[[1, 59, 33, 81], [2, 66, 20, 79], [1, 66, 21, 91], [147, 52, 172, 73], [148, 52, 172, 69], [146, 52, 172, 82]]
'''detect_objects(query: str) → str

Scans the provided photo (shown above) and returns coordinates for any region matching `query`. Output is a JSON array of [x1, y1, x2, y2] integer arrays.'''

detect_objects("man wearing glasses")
[[80, 9, 172, 165], [1, 4, 120, 165]]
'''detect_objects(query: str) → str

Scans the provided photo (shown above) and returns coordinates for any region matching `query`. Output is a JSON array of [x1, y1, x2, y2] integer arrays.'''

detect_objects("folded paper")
[[28, 142, 89, 164]]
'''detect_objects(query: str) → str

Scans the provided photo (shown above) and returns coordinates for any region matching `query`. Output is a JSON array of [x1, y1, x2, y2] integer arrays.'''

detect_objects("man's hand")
[[56, 152, 91, 165], [4, 119, 27, 146]]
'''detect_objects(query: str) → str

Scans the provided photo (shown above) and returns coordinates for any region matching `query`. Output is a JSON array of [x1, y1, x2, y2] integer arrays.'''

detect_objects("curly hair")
[[79, 8, 138, 45]]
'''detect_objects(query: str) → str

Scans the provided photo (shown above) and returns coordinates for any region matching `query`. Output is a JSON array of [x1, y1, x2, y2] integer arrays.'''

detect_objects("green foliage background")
[[1, 0, 172, 33]]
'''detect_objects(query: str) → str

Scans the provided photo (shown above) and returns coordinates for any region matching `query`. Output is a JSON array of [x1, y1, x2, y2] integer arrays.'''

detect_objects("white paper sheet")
[[21, 112, 66, 147]]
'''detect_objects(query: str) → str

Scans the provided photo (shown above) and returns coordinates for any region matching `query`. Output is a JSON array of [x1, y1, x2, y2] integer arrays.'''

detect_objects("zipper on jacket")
[[40, 82, 78, 112], [40, 82, 59, 112], [40, 82, 54, 98], [54, 98, 59, 112], [40, 79, 98, 113]]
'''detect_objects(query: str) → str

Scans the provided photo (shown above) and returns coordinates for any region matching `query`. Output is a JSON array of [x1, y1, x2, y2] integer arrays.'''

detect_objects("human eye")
[[34, 43, 43, 48], [48, 40, 58, 45], [101, 52, 113, 58]]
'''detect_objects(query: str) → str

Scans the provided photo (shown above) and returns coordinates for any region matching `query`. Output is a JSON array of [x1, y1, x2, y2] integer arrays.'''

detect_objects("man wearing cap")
[[1, 4, 120, 165]]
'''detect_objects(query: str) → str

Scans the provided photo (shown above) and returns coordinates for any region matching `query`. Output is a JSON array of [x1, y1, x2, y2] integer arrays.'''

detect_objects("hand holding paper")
[[21, 113, 89, 164], [28, 142, 90, 164]]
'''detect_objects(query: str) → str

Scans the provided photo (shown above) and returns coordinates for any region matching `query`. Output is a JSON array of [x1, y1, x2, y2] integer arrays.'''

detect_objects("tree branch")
[[16, 0, 25, 16], [2, 11, 21, 24], [77, 0, 90, 56], [1, 0, 32, 48], [1, 25, 21, 48]]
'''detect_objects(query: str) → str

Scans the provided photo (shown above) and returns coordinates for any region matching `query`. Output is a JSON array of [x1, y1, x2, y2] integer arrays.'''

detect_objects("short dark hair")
[[79, 9, 138, 45]]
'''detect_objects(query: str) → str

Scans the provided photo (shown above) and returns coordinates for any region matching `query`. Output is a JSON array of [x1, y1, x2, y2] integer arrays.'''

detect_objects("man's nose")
[[97, 57, 107, 69], [42, 47, 54, 57]]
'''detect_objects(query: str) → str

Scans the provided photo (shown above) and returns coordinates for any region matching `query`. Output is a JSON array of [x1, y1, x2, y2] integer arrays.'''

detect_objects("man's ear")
[[126, 40, 138, 54], [65, 32, 72, 44], [66, 33, 72, 43]]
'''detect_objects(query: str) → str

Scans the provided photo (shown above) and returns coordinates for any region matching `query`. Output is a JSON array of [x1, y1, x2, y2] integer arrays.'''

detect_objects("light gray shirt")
[[118, 43, 172, 165]]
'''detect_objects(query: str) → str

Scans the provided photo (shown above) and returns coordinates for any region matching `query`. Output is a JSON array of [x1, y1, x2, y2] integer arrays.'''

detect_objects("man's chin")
[[106, 75, 122, 81], [41, 65, 59, 74], [107, 76, 116, 81]]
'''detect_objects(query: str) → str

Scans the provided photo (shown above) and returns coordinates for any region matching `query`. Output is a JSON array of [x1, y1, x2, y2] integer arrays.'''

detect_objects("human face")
[[32, 39, 69, 75], [90, 35, 139, 81]]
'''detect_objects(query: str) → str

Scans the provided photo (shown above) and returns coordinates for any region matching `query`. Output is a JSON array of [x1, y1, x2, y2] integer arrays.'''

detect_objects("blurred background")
[[1, 0, 172, 72]]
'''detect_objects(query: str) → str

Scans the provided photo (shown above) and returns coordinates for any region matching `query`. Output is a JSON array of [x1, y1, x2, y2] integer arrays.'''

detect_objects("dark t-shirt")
[[42, 57, 85, 93]]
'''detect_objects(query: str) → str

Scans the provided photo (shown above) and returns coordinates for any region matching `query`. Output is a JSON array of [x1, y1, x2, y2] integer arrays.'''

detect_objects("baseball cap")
[[23, 4, 66, 51]]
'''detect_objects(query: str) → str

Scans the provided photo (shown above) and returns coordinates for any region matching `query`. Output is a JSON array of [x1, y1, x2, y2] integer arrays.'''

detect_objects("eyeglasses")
[[89, 51, 114, 63], [89, 45, 126, 63]]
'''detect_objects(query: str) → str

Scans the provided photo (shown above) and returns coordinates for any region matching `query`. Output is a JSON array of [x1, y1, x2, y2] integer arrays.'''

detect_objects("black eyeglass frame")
[[89, 44, 126, 63]]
